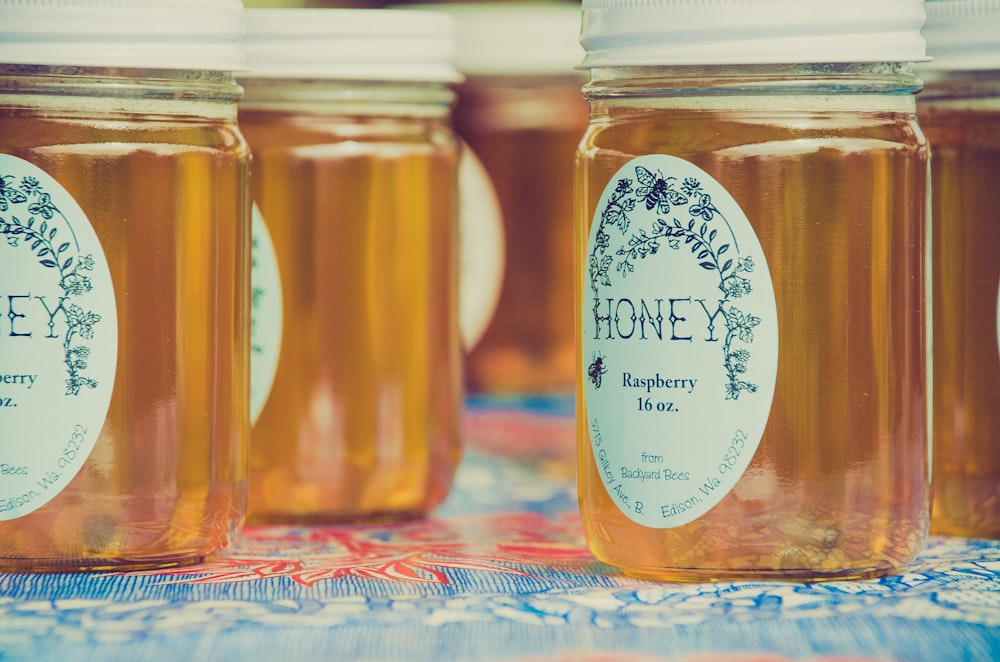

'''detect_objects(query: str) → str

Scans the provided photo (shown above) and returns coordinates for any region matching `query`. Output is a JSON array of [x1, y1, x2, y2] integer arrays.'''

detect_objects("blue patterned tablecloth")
[[1, 400, 998, 662]]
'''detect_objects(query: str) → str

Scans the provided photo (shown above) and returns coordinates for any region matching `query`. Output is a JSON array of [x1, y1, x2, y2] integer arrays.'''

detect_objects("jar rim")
[[0, 0, 244, 72], [409, 3, 584, 77], [241, 8, 461, 84], [579, 0, 928, 67], [921, 0, 1000, 72]]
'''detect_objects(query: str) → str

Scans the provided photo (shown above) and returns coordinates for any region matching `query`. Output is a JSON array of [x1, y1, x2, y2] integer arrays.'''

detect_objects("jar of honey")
[[576, 0, 931, 580], [919, 0, 1000, 539], [0, 0, 250, 570], [427, 3, 588, 398], [240, 9, 463, 523]]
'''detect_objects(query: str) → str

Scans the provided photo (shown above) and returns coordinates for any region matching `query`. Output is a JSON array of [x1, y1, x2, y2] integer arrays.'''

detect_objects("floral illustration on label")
[[250, 205, 283, 426], [590, 166, 761, 400], [582, 154, 778, 528], [0, 179, 102, 395], [0, 154, 117, 521]]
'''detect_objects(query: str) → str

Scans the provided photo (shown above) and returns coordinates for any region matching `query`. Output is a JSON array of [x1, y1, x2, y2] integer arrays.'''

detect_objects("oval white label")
[[250, 204, 282, 426], [0, 154, 118, 521], [582, 154, 778, 528], [458, 146, 504, 351]]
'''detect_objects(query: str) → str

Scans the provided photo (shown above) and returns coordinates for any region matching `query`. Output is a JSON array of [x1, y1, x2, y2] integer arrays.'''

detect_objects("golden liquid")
[[456, 78, 589, 395], [0, 95, 251, 571], [240, 106, 461, 523], [576, 98, 930, 580], [920, 100, 1000, 538]]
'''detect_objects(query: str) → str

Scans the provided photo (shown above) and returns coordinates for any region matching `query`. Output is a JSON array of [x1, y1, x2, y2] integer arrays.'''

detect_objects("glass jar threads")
[[919, 0, 1000, 539], [575, 0, 931, 580], [240, 9, 463, 523], [0, 0, 250, 570]]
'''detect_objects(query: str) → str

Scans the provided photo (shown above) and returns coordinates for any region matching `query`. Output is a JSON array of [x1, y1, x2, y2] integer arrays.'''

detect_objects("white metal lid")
[[580, 0, 928, 67], [922, 0, 1000, 70], [0, 0, 244, 71], [413, 3, 584, 77], [242, 8, 461, 83]]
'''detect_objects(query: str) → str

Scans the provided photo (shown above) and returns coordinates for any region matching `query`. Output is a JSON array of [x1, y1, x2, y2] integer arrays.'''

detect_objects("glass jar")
[[427, 3, 588, 398], [0, 1, 250, 571], [919, 0, 1000, 539], [240, 9, 463, 523], [576, 0, 931, 580]]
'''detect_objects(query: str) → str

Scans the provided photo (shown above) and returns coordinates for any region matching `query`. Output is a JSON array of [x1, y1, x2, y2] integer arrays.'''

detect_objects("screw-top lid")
[[412, 3, 584, 77], [580, 0, 928, 67], [242, 8, 461, 83], [922, 0, 1000, 70], [0, 0, 245, 71]]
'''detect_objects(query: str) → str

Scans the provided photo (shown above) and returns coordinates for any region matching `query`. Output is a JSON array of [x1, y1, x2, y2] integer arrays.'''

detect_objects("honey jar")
[[0, 0, 250, 570], [576, 0, 931, 580], [430, 3, 589, 398], [240, 9, 463, 523], [919, 0, 1000, 539]]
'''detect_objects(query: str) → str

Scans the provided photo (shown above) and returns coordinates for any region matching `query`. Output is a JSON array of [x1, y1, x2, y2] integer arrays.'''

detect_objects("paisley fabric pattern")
[[0, 399, 998, 661]]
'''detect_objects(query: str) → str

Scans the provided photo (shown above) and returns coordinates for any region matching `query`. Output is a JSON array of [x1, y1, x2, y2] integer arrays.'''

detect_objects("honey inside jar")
[[0, 75, 250, 571], [577, 89, 930, 581], [240, 90, 461, 523], [920, 85, 1000, 538], [918, 0, 1000, 540], [456, 75, 587, 395]]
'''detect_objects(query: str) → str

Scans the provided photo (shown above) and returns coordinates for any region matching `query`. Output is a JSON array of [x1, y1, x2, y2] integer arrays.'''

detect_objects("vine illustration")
[[0, 172, 103, 396], [588, 165, 760, 400], [251, 234, 264, 356]]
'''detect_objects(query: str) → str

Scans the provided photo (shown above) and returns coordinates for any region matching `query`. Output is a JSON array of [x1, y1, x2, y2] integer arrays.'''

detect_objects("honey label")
[[582, 154, 778, 528], [250, 205, 283, 425], [0, 154, 117, 520], [458, 147, 504, 350]]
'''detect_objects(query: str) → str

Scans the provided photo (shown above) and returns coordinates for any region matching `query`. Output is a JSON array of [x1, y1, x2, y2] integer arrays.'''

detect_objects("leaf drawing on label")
[[588, 166, 759, 400], [0, 173, 103, 396], [251, 234, 265, 355]]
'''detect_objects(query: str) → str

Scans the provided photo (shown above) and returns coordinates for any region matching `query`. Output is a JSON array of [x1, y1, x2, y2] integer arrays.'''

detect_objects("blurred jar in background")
[[240, 9, 463, 523], [427, 3, 588, 398], [919, 0, 1000, 539]]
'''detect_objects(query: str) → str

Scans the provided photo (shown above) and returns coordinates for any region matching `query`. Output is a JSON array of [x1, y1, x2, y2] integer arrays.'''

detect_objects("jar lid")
[[411, 3, 584, 77], [580, 0, 928, 67], [242, 8, 461, 83], [922, 0, 1000, 70], [0, 0, 244, 71]]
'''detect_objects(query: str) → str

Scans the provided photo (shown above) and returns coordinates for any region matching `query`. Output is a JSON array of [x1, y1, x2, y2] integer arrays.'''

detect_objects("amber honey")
[[577, 87, 930, 580], [457, 76, 587, 395], [240, 99, 461, 523], [921, 92, 1000, 538], [0, 77, 250, 571]]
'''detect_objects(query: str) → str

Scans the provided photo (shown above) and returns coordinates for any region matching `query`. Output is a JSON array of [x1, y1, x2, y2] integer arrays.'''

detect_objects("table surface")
[[1, 398, 998, 662]]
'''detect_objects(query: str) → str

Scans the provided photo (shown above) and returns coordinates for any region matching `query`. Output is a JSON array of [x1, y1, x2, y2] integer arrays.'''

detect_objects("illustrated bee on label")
[[635, 165, 687, 215], [588, 352, 608, 389]]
